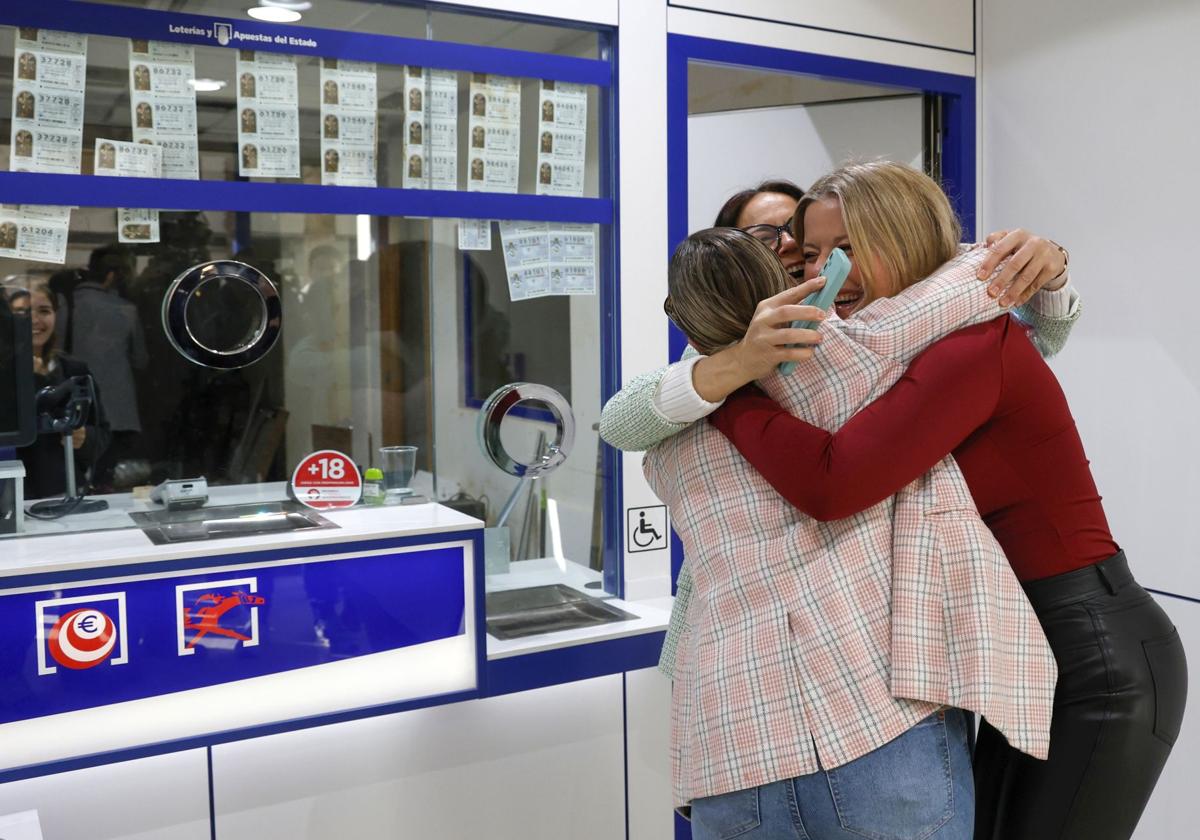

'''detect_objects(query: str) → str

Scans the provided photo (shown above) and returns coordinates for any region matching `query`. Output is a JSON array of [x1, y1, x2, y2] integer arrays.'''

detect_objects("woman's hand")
[[692, 278, 826, 402], [71, 427, 86, 450], [976, 229, 1068, 307]]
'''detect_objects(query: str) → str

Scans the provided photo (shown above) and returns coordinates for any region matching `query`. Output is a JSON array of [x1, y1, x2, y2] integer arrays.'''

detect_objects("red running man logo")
[[183, 591, 266, 648]]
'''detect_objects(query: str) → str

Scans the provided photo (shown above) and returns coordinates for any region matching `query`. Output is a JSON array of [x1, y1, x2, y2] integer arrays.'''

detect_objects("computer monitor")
[[0, 293, 36, 448]]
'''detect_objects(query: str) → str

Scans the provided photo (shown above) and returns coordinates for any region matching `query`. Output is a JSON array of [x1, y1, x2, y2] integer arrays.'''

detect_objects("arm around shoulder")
[[599, 347, 707, 452]]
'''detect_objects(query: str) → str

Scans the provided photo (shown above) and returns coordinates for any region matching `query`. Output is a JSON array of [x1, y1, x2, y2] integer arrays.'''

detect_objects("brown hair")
[[664, 228, 790, 355], [714, 179, 805, 228], [794, 161, 960, 308], [9, 278, 59, 362]]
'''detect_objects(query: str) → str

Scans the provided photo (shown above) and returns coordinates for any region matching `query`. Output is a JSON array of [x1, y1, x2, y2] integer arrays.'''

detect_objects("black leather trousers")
[[974, 552, 1188, 840]]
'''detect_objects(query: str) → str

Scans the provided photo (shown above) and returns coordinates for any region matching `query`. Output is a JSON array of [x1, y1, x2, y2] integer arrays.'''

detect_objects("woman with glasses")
[[599, 177, 1078, 458]]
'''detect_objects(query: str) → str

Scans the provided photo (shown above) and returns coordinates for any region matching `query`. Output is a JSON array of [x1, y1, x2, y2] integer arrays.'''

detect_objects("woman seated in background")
[[6, 280, 109, 500]]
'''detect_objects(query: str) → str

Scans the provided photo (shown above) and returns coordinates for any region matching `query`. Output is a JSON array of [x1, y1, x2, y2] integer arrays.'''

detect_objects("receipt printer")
[[0, 460, 25, 534], [151, 477, 208, 511]]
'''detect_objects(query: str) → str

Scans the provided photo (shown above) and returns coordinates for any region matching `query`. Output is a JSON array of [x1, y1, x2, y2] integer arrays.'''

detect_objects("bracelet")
[[1048, 239, 1070, 286]]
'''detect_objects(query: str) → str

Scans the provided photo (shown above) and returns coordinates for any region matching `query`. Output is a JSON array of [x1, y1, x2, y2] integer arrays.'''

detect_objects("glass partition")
[[0, 5, 621, 613]]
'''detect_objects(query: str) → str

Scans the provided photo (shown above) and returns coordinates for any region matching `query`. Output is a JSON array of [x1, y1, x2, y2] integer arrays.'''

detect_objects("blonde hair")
[[664, 228, 790, 356], [794, 161, 961, 308]]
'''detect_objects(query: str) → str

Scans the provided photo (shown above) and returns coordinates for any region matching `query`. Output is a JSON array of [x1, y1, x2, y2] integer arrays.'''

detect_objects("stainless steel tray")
[[130, 500, 337, 545], [485, 583, 638, 640]]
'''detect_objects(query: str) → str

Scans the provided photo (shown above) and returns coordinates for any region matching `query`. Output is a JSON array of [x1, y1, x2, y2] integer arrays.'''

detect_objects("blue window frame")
[[665, 33, 976, 593]]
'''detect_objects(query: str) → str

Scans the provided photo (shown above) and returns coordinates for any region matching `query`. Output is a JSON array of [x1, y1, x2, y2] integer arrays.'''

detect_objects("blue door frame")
[[664, 34, 976, 604], [665, 33, 975, 840]]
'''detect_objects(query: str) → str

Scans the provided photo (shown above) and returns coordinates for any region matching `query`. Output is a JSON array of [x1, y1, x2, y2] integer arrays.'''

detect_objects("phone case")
[[778, 247, 851, 374]]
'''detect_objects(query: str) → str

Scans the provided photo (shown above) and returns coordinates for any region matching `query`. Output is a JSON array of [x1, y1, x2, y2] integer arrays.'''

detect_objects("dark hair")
[[713, 179, 806, 228], [88, 244, 133, 291]]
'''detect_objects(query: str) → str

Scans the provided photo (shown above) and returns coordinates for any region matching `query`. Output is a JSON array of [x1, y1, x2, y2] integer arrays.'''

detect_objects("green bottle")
[[363, 467, 385, 506]]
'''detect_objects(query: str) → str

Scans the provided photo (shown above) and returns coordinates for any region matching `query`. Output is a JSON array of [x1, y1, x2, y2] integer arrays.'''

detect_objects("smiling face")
[[800, 196, 890, 319], [735, 191, 803, 282], [12, 289, 56, 358]]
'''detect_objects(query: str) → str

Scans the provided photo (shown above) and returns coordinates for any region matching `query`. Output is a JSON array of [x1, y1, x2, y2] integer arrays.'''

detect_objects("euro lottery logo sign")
[[36, 593, 129, 675]]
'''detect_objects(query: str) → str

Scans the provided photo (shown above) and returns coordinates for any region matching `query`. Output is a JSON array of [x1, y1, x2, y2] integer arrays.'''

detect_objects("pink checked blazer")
[[644, 247, 1057, 806]]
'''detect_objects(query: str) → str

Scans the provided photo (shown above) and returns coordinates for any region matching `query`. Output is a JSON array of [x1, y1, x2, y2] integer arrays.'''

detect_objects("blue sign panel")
[[0, 545, 467, 725]]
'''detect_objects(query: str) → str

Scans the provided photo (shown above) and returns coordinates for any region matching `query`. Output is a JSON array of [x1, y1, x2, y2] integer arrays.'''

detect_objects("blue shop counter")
[[0, 495, 668, 783]]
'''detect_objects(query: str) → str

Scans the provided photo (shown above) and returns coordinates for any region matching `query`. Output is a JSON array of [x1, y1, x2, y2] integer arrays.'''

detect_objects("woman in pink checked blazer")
[[647, 178, 1033, 838]]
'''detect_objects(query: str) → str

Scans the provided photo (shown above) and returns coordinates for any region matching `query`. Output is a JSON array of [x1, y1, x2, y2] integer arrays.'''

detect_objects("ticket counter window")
[[0, 8, 619, 611]]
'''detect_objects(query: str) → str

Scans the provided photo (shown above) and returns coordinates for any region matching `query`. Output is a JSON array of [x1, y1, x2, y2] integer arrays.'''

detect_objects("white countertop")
[[0, 490, 483, 579], [1, 483, 671, 662], [14, 481, 300, 537]]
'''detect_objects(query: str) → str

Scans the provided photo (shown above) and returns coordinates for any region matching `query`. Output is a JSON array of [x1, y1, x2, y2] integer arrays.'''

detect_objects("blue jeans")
[[690, 709, 974, 840]]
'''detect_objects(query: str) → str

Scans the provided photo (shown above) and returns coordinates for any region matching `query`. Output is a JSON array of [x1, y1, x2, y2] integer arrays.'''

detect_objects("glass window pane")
[[0, 209, 614, 598]]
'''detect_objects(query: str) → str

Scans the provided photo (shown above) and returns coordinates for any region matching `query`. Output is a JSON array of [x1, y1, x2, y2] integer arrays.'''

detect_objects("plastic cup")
[[378, 446, 417, 502]]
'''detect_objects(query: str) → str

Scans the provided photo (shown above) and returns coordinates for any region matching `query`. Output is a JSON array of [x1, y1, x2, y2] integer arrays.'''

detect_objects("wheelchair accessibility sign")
[[626, 505, 668, 553]]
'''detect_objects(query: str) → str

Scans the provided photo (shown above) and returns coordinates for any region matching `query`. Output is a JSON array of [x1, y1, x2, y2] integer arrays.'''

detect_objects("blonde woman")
[[647, 202, 1058, 837], [708, 164, 1186, 839]]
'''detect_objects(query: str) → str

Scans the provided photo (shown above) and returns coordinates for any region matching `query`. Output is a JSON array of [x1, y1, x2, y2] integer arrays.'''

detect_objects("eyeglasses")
[[742, 223, 792, 250]]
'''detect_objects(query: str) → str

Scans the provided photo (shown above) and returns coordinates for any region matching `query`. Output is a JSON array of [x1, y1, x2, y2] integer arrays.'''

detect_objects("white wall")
[[978, 0, 1198, 602], [672, 0, 974, 53], [617, 0, 673, 600], [979, 1, 1199, 835], [687, 96, 924, 233]]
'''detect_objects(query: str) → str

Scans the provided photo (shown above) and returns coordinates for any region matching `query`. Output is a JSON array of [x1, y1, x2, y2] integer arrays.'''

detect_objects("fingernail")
[[987, 285, 1000, 298], [1000, 295, 1012, 307]]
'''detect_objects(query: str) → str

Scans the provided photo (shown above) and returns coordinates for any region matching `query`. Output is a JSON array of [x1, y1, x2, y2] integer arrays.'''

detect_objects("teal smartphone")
[[778, 246, 851, 375]]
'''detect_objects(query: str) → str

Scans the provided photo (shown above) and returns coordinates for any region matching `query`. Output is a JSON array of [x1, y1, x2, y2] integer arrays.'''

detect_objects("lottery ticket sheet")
[[236, 51, 300, 178], [467, 74, 520, 194], [320, 58, 377, 187], [129, 39, 199, 179], [10, 28, 87, 175], [403, 66, 458, 190], [535, 80, 588, 197]]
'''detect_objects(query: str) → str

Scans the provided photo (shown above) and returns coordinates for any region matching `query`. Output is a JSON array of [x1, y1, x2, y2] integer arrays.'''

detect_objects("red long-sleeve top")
[[710, 316, 1118, 582]]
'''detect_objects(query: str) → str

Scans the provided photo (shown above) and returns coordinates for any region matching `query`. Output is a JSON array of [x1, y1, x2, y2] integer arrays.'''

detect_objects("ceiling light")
[[188, 78, 227, 92], [264, 1, 313, 9], [247, 6, 303, 23]]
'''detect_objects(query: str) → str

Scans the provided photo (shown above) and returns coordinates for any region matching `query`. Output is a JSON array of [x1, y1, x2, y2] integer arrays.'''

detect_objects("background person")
[[69, 245, 148, 490], [6, 281, 109, 500]]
